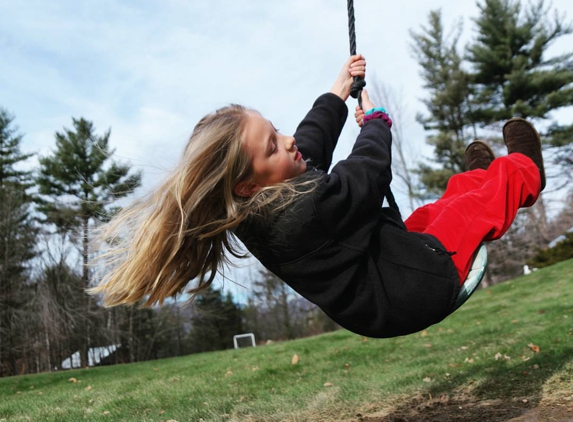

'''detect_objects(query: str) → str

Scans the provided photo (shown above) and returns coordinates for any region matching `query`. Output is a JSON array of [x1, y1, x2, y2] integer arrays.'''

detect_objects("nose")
[[286, 136, 296, 151]]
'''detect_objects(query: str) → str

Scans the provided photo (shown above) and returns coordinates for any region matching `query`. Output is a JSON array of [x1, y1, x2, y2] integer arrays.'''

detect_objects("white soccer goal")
[[233, 333, 256, 349]]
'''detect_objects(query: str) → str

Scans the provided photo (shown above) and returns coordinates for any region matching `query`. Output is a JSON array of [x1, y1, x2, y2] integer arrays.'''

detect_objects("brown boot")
[[465, 140, 496, 170], [502, 118, 546, 191]]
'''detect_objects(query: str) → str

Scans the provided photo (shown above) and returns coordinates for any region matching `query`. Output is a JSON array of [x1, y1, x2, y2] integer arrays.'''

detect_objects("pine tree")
[[188, 286, 242, 353], [468, 0, 573, 125], [410, 11, 476, 195], [0, 108, 38, 376], [252, 268, 296, 340], [37, 117, 141, 367], [468, 0, 573, 177]]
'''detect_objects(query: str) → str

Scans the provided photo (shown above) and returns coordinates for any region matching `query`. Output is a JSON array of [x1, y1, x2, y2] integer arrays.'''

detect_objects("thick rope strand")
[[347, 0, 366, 108]]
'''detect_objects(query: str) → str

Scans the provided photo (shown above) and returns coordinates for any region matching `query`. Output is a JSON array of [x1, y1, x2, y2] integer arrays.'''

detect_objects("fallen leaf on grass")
[[465, 358, 475, 364], [528, 343, 540, 353], [494, 353, 511, 361], [324, 382, 333, 387], [85, 386, 92, 391], [102, 411, 110, 415], [423, 377, 431, 383], [68, 378, 77, 383], [421, 331, 428, 337], [292, 354, 299, 365]]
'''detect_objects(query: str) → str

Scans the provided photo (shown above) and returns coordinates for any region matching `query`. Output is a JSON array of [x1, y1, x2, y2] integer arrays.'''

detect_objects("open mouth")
[[295, 151, 302, 161]]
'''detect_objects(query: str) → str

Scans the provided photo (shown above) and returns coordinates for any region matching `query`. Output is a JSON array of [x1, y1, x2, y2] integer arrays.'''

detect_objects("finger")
[[349, 68, 366, 77], [348, 54, 364, 66], [349, 62, 366, 70], [350, 59, 366, 67]]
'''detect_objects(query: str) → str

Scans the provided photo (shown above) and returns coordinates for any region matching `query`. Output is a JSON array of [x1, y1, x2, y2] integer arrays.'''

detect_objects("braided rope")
[[347, 1, 399, 214], [347, 0, 365, 108]]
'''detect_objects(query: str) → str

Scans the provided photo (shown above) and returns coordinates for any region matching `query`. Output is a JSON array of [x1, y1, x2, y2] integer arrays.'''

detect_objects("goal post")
[[233, 333, 256, 349]]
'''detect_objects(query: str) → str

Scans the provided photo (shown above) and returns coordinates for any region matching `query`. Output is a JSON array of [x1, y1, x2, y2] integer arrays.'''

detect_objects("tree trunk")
[[128, 307, 135, 363], [279, 284, 294, 340], [80, 215, 90, 367]]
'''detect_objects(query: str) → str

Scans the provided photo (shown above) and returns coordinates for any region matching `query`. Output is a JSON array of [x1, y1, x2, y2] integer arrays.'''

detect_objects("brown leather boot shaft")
[[465, 140, 496, 171], [502, 118, 546, 191]]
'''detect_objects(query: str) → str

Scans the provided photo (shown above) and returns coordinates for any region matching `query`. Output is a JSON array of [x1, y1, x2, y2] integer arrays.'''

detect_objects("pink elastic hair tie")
[[363, 111, 392, 128]]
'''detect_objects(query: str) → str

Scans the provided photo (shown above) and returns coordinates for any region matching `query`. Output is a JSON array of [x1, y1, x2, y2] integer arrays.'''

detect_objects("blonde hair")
[[90, 105, 315, 307]]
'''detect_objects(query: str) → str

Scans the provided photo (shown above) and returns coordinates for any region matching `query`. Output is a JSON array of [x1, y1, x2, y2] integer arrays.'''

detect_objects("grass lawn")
[[1, 259, 572, 422]]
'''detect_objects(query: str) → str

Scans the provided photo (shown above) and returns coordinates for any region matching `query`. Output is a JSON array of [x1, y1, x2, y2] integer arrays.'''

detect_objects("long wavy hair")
[[89, 105, 314, 307]]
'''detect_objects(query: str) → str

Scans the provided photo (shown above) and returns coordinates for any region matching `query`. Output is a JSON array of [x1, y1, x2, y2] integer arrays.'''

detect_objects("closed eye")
[[271, 137, 278, 153]]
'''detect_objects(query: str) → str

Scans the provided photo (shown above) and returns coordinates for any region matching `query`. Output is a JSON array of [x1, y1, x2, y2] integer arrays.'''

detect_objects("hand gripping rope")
[[345, 1, 486, 307]]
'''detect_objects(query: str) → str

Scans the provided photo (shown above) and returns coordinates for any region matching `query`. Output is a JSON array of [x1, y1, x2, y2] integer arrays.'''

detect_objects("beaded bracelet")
[[363, 110, 392, 128]]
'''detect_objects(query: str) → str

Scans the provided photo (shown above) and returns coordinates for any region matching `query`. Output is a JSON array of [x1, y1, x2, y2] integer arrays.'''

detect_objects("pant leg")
[[406, 154, 540, 284], [405, 169, 486, 233]]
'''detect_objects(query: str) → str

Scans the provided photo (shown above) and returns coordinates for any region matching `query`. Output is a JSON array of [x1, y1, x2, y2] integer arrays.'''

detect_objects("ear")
[[234, 181, 260, 197]]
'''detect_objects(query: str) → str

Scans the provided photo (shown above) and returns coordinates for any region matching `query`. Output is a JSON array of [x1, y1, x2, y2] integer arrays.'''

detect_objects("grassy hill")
[[1, 259, 572, 422]]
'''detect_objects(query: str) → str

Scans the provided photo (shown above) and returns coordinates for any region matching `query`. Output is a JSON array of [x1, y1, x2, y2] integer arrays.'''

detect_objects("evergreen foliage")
[[528, 232, 573, 269], [36, 117, 141, 367], [37, 118, 141, 232], [468, 0, 573, 124], [188, 286, 243, 353], [0, 108, 38, 377], [411, 0, 573, 193], [410, 11, 476, 195]]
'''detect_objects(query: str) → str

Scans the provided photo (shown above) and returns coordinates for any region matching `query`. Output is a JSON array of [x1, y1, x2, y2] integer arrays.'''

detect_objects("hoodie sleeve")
[[293, 93, 348, 171], [316, 118, 393, 246]]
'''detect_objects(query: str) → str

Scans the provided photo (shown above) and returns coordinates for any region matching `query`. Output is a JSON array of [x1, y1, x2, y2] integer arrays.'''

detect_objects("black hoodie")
[[235, 93, 460, 338]]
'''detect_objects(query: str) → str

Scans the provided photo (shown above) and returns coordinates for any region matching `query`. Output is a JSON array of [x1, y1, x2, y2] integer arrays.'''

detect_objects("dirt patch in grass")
[[353, 392, 573, 422]]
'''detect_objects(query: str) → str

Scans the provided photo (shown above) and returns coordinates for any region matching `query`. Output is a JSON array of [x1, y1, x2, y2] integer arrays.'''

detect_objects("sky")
[[2, 0, 572, 299]]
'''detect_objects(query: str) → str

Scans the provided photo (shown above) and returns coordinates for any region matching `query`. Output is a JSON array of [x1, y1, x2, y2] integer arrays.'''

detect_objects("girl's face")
[[235, 111, 307, 197]]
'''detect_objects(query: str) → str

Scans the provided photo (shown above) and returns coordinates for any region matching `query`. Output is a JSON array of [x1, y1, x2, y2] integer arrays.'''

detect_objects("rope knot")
[[350, 78, 366, 99]]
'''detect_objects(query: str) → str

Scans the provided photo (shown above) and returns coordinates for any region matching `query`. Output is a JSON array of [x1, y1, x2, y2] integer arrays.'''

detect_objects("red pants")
[[404, 153, 541, 284]]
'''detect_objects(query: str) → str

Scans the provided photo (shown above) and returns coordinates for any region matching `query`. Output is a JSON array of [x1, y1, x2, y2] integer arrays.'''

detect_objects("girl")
[[91, 55, 544, 338]]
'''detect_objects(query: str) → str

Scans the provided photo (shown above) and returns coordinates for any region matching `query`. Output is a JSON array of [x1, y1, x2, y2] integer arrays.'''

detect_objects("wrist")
[[363, 110, 392, 128], [330, 86, 348, 101]]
